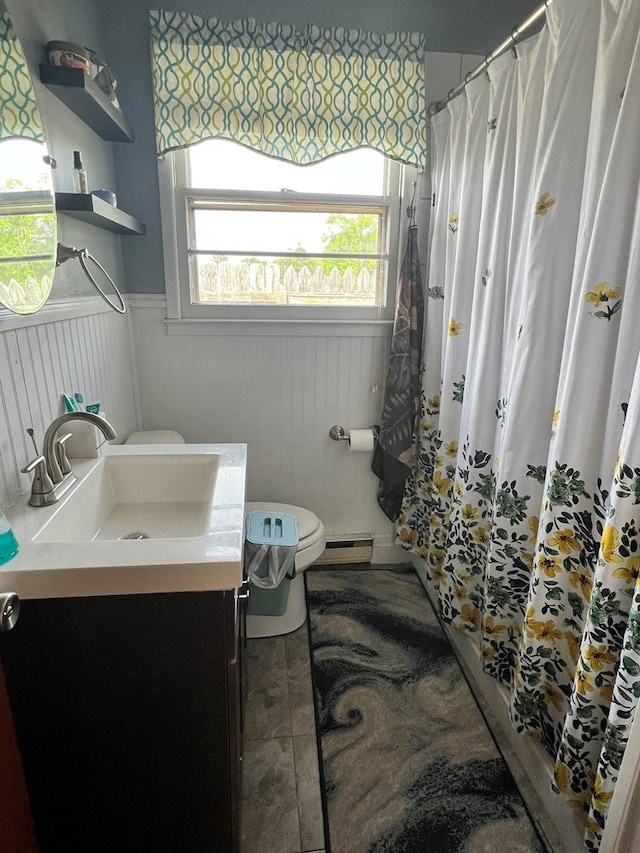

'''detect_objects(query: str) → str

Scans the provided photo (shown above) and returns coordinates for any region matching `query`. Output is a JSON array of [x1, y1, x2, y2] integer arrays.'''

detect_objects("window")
[[160, 140, 411, 324]]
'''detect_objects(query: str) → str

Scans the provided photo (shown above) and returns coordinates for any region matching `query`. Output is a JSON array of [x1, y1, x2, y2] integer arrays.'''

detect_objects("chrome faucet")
[[22, 412, 117, 507]]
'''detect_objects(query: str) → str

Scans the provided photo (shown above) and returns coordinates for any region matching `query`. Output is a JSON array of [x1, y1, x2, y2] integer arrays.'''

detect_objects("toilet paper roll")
[[348, 428, 375, 452]]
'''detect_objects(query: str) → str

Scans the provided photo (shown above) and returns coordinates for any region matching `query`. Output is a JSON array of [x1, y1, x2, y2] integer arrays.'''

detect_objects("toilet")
[[243, 501, 325, 637], [125, 431, 326, 638]]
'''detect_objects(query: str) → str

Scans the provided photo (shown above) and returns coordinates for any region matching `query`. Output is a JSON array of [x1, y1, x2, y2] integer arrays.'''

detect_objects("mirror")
[[0, 0, 56, 314]]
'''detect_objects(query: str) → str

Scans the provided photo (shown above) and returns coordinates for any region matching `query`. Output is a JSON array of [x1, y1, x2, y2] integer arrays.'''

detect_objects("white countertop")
[[0, 443, 247, 600]]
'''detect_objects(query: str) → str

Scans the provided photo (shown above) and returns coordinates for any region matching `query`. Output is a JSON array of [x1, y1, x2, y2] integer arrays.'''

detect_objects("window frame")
[[158, 148, 414, 328]]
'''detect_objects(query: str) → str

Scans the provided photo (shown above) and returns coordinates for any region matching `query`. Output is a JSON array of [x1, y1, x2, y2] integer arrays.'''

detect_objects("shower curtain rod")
[[429, 0, 554, 115]]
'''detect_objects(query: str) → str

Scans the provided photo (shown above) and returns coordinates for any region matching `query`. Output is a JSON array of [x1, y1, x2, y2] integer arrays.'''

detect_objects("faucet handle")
[[21, 455, 55, 501], [55, 432, 73, 476], [21, 454, 46, 475]]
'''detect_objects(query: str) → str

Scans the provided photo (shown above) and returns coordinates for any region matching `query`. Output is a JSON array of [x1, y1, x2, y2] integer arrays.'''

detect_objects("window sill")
[[126, 295, 394, 336], [163, 317, 394, 337]]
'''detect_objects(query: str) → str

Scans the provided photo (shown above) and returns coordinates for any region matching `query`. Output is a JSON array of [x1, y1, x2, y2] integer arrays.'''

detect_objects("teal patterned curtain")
[[0, 10, 43, 141], [149, 11, 426, 167]]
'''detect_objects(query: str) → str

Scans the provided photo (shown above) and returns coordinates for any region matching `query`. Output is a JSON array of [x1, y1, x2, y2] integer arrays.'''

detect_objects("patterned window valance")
[[149, 11, 427, 168], [0, 11, 43, 141]]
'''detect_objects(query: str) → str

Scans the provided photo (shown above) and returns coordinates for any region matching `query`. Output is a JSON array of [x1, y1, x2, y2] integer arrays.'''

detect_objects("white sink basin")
[[34, 452, 220, 543], [2, 443, 246, 600]]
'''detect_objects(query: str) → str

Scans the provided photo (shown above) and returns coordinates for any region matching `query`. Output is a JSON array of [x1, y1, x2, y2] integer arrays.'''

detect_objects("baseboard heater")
[[314, 534, 373, 565]]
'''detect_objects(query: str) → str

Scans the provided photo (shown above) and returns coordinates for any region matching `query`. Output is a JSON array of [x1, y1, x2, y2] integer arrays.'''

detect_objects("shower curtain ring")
[[511, 27, 519, 58]]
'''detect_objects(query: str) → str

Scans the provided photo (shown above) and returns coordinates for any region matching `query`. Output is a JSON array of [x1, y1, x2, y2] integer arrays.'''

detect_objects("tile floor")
[[238, 593, 563, 853], [240, 623, 326, 853]]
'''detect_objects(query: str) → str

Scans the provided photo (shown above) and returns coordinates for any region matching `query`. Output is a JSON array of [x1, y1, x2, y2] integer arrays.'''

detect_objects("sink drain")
[[119, 532, 150, 540]]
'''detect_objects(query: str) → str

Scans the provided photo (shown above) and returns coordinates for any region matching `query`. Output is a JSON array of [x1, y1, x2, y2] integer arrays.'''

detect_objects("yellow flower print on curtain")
[[600, 524, 623, 563], [548, 528, 581, 553], [535, 192, 556, 215], [585, 282, 623, 321], [448, 318, 463, 337]]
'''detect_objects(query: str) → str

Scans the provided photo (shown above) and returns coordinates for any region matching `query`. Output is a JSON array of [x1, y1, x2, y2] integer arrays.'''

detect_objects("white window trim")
[[158, 151, 417, 332]]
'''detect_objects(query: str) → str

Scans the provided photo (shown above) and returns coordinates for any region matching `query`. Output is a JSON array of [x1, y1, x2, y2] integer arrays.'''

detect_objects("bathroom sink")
[[2, 443, 246, 599], [34, 452, 220, 543]]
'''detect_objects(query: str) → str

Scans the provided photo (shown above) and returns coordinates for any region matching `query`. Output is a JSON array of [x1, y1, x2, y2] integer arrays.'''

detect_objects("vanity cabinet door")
[[0, 661, 38, 853], [0, 590, 241, 853], [227, 580, 250, 837]]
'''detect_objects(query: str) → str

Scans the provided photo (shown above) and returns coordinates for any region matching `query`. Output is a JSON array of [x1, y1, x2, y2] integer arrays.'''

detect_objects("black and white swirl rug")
[[306, 566, 548, 853]]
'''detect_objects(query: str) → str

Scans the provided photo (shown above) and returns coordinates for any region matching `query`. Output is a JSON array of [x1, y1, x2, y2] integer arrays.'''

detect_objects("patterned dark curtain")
[[372, 224, 424, 520]]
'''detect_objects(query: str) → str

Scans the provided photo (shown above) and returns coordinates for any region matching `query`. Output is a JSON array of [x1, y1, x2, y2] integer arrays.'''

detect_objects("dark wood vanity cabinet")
[[0, 588, 247, 853]]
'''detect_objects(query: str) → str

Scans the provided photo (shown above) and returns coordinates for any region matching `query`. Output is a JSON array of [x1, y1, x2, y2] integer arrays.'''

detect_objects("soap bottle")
[[73, 150, 88, 194], [0, 505, 19, 565]]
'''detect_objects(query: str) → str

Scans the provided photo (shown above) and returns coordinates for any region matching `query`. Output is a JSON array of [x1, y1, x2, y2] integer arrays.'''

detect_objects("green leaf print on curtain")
[[511, 469, 610, 753]]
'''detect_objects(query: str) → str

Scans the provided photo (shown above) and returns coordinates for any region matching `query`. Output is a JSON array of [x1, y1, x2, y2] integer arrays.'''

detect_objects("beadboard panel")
[[0, 305, 138, 509], [130, 304, 396, 540]]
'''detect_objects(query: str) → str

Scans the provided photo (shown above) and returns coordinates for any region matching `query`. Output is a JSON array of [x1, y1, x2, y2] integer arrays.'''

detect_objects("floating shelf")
[[39, 64, 134, 143], [55, 193, 145, 235]]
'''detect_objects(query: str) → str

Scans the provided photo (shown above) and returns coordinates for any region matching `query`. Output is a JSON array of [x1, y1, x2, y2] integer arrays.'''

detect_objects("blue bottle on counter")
[[0, 505, 19, 564]]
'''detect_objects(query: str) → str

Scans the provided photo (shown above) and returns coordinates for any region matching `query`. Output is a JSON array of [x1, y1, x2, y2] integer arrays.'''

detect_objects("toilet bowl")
[[124, 431, 326, 638]]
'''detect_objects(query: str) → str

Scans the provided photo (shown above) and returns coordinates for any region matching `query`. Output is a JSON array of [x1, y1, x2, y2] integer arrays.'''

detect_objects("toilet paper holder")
[[329, 425, 380, 442]]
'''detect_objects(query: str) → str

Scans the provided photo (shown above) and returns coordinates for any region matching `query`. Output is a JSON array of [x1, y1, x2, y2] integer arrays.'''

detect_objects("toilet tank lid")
[[126, 430, 185, 445]]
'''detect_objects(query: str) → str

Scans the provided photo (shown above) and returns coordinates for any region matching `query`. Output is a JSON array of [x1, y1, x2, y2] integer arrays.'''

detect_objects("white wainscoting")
[[129, 297, 397, 544], [0, 299, 138, 509]]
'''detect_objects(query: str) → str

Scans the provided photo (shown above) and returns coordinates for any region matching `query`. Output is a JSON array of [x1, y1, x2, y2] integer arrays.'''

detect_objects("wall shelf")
[[39, 64, 134, 143], [56, 193, 145, 235]]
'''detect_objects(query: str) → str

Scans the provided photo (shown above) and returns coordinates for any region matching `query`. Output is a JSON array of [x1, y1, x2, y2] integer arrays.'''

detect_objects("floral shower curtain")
[[398, 0, 640, 849]]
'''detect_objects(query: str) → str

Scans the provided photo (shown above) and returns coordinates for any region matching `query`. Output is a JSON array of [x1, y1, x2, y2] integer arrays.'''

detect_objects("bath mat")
[[306, 566, 548, 853]]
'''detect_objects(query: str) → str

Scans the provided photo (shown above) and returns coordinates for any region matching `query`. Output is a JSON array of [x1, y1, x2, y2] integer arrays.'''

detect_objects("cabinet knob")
[[0, 592, 20, 633]]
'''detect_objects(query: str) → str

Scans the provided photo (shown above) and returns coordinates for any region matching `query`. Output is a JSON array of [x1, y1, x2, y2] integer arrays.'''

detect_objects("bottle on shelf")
[[73, 150, 88, 194], [0, 505, 19, 565]]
